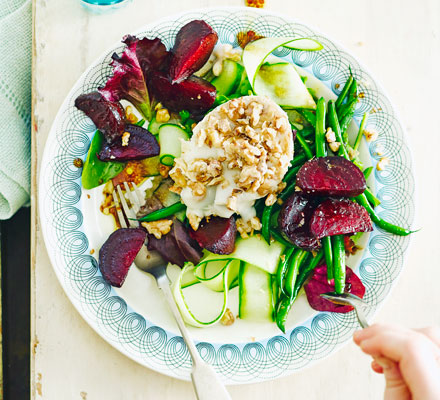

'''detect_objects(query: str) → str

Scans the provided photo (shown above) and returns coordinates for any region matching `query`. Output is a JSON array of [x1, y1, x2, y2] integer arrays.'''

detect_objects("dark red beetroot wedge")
[[189, 216, 237, 255], [147, 219, 202, 267], [297, 156, 366, 197], [147, 230, 186, 267], [75, 92, 126, 144], [304, 264, 366, 313], [99, 228, 146, 287], [98, 124, 160, 162], [310, 198, 373, 239], [278, 194, 321, 251], [149, 71, 216, 115], [169, 20, 218, 84], [172, 219, 203, 264]]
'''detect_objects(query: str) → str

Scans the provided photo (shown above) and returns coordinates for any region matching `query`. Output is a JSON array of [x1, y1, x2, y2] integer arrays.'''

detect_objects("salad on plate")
[[74, 20, 412, 333]]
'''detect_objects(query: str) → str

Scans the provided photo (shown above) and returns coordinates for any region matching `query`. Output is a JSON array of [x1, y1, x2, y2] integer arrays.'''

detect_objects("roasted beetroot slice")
[[75, 91, 125, 144], [297, 156, 366, 197], [310, 198, 373, 239], [149, 71, 216, 115], [98, 124, 160, 162], [147, 231, 186, 267], [172, 219, 203, 264], [147, 219, 202, 267], [278, 194, 315, 238], [99, 228, 146, 287], [189, 216, 237, 255], [278, 194, 321, 251], [304, 264, 366, 313], [169, 20, 218, 84]]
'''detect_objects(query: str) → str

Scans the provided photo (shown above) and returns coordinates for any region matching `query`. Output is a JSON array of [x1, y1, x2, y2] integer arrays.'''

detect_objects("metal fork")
[[112, 182, 232, 400], [320, 292, 370, 328]]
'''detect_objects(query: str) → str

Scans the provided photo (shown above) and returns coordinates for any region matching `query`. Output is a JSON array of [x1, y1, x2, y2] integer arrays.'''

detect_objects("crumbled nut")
[[280, 254, 286, 262], [156, 108, 170, 123], [122, 131, 131, 147], [265, 193, 277, 206], [169, 185, 182, 194], [376, 157, 390, 171], [220, 308, 235, 326], [141, 219, 173, 239], [245, 0, 265, 9], [90, 249, 95, 255], [73, 158, 83, 168], [329, 141, 341, 153], [364, 128, 379, 142], [226, 195, 237, 211], [189, 181, 206, 198], [188, 213, 202, 230], [277, 198, 283, 205], [325, 127, 336, 143], [348, 147, 359, 160], [159, 164, 171, 178], [125, 106, 138, 123], [236, 216, 262, 238], [155, 102, 163, 111]]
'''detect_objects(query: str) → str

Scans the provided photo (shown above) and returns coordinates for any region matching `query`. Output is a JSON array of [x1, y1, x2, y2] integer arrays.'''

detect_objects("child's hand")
[[353, 324, 440, 400]]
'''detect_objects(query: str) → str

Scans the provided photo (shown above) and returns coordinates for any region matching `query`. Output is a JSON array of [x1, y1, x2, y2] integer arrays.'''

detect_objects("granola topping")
[[170, 96, 293, 229]]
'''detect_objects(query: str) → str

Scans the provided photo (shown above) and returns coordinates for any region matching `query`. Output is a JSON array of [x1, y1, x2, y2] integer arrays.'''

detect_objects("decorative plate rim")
[[39, 6, 415, 384]]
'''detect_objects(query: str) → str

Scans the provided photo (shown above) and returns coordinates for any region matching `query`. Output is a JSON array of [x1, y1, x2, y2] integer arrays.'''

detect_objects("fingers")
[[371, 360, 383, 374], [416, 327, 440, 348], [354, 324, 440, 399]]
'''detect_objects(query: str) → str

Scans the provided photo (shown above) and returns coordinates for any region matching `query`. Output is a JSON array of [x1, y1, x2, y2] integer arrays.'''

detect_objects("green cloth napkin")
[[0, 0, 31, 220]]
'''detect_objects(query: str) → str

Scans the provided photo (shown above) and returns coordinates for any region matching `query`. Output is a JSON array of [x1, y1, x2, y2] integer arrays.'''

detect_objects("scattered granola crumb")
[[121, 131, 130, 147], [156, 108, 170, 123], [90, 249, 95, 255], [245, 0, 265, 8], [376, 157, 390, 171], [325, 127, 336, 143], [364, 128, 379, 142], [159, 164, 171, 178], [329, 141, 341, 153], [87, 194, 91, 199], [220, 308, 235, 326], [142, 219, 173, 239], [73, 158, 83, 168]]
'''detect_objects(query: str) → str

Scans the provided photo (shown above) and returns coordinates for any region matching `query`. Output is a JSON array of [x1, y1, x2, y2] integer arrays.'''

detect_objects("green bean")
[[270, 229, 295, 247], [340, 99, 357, 143], [363, 166, 373, 180], [315, 98, 327, 157], [276, 294, 293, 333], [335, 74, 354, 110], [138, 202, 186, 222], [280, 179, 298, 201], [295, 129, 314, 160], [276, 250, 323, 333], [332, 235, 346, 294], [355, 194, 412, 236], [365, 187, 381, 208], [276, 247, 295, 296], [338, 79, 358, 116], [262, 205, 273, 244], [322, 236, 334, 281], [328, 100, 348, 156], [353, 112, 369, 151], [283, 165, 301, 184], [285, 249, 309, 297], [291, 153, 308, 168], [299, 109, 316, 128], [298, 126, 315, 138]]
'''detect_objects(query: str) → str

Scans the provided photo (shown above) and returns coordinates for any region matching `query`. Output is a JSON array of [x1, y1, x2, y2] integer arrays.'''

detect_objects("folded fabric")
[[0, 0, 32, 219]]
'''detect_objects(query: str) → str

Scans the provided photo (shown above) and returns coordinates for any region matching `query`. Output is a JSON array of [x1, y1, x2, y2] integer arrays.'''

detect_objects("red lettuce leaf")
[[304, 264, 366, 313], [99, 35, 169, 120]]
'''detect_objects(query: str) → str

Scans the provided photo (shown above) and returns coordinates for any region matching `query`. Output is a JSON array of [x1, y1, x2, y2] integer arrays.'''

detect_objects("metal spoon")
[[320, 292, 370, 328]]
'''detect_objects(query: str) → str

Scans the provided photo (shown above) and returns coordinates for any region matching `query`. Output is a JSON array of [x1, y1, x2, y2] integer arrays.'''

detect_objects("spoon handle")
[[156, 273, 232, 400]]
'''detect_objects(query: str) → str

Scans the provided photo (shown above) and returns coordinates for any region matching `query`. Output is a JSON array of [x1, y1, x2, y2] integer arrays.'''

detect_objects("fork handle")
[[156, 274, 232, 400]]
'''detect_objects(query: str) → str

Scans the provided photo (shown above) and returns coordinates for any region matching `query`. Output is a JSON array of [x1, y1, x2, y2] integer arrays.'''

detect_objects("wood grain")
[[32, 0, 440, 399]]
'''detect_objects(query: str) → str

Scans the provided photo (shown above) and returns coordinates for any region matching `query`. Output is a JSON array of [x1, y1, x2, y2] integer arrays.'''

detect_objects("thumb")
[[375, 357, 411, 400]]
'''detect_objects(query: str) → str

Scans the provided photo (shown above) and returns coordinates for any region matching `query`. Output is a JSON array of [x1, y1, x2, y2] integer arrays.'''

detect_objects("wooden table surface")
[[31, 0, 440, 398]]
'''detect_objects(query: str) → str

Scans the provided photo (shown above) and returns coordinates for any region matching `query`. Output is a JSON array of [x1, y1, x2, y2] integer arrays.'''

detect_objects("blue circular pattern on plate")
[[39, 8, 415, 384]]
